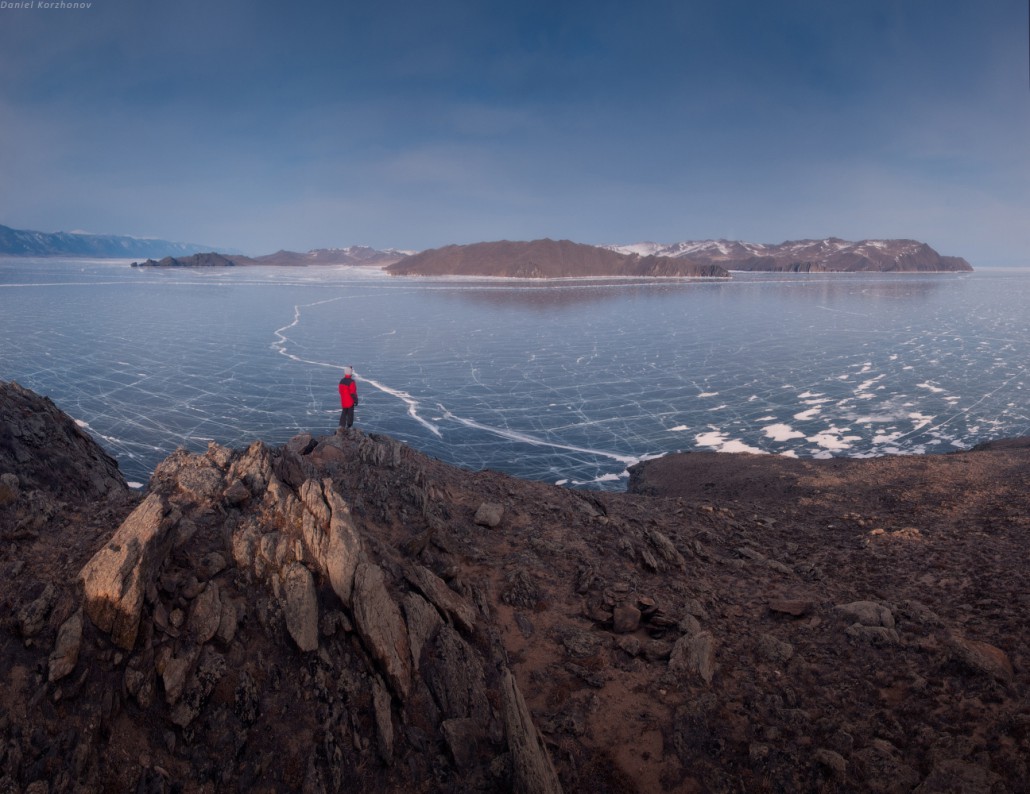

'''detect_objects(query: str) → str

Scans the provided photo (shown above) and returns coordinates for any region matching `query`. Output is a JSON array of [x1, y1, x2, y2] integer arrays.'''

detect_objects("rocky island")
[[130, 248, 407, 269], [385, 239, 730, 279], [608, 238, 973, 274], [1, 380, 1025, 792]]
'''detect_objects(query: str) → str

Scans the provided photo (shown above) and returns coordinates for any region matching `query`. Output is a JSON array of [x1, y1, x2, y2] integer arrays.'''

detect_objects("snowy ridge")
[[604, 238, 971, 272]]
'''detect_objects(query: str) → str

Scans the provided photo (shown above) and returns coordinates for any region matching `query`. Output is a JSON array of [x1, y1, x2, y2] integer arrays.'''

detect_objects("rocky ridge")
[[607, 238, 973, 273], [1, 381, 1027, 792]]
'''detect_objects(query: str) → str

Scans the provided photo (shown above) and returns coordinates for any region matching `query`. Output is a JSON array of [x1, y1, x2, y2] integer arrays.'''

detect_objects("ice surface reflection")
[[1, 260, 1027, 489]]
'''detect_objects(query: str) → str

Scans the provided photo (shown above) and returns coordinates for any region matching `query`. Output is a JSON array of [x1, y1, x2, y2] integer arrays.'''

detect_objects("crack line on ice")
[[273, 298, 443, 437], [441, 408, 643, 467]]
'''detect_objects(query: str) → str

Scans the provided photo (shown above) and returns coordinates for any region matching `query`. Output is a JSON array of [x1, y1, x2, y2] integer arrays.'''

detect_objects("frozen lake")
[[1, 258, 1028, 489]]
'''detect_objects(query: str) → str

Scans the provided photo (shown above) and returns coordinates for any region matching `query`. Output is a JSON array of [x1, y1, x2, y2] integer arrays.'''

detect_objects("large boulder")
[[79, 493, 178, 650], [351, 559, 412, 700], [283, 562, 319, 652]]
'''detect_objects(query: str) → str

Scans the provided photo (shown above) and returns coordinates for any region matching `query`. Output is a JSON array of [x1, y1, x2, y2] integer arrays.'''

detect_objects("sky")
[[1, 0, 1028, 263]]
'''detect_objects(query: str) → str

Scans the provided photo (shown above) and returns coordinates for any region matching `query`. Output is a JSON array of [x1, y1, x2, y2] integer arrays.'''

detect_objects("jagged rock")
[[17, 583, 56, 638], [669, 631, 716, 684], [852, 739, 920, 793], [283, 563, 319, 652], [47, 609, 83, 682], [298, 479, 330, 527], [309, 483, 363, 606], [423, 625, 491, 725], [198, 552, 227, 580], [946, 633, 1014, 682], [403, 592, 444, 670], [285, 433, 317, 456], [612, 605, 641, 634], [500, 668, 563, 794], [442, 718, 481, 771], [351, 559, 412, 699], [678, 614, 703, 636], [188, 581, 222, 644], [835, 600, 895, 629], [124, 652, 156, 708], [227, 441, 275, 496], [643, 526, 686, 570], [216, 598, 239, 644], [170, 646, 226, 728], [914, 759, 1003, 793], [473, 502, 504, 528], [371, 674, 394, 764], [404, 563, 477, 633], [160, 644, 201, 706], [79, 493, 177, 650], [223, 479, 251, 507], [174, 458, 225, 503], [0, 380, 128, 501], [757, 633, 794, 663], [558, 627, 601, 659]]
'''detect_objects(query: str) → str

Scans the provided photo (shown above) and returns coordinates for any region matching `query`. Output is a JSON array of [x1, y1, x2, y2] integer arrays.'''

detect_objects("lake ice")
[[1, 258, 1027, 489]]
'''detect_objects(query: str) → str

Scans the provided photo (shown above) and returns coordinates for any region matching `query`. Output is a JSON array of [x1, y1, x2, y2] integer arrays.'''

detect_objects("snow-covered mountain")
[[606, 238, 972, 272], [0, 224, 216, 258]]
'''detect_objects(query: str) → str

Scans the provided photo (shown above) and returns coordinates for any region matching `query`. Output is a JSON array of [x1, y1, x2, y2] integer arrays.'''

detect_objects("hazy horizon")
[[2, 1, 1028, 265]]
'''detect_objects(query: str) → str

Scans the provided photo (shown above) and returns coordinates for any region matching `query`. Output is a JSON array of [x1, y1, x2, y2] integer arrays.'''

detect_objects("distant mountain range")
[[0, 224, 216, 259], [3, 222, 972, 274], [606, 238, 972, 273]]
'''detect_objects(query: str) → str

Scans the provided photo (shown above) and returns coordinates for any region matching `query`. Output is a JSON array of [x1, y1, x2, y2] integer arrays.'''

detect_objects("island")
[[385, 238, 731, 278]]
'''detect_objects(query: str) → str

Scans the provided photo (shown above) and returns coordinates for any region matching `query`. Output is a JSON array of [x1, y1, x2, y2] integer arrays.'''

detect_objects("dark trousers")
[[339, 407, 354, 428]]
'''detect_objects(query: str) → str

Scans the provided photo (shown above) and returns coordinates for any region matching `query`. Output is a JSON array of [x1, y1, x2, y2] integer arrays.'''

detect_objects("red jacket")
[[338, 376, 357, 408]]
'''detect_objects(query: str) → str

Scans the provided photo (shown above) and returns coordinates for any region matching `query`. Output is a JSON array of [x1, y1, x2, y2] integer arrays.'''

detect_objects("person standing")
[[338, 366, 358, 430]]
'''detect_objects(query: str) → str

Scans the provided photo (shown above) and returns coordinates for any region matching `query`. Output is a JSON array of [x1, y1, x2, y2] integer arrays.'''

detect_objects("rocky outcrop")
[[79, 492, 178, 650], [0, 380, 128, 503], [130, 252, 243, 268], [2, 383, 1028, 793]]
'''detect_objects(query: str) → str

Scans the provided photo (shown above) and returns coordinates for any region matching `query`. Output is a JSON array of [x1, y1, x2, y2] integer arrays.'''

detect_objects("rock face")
[[79, 492, 177, 650], [1, 384, 1028, 793], [0, 380, 129, 502], [131, 252, 242, 268]]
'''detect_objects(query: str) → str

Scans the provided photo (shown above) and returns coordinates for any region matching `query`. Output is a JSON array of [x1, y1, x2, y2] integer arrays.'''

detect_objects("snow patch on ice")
[[762, 423, 805, 441]]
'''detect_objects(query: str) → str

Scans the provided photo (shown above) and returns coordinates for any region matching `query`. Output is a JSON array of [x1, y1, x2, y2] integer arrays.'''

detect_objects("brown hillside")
[[387, 239, 728, 278]]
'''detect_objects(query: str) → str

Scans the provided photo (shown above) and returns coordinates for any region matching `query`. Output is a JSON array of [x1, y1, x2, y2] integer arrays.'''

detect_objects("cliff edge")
[[1, 382, 1027, 792]]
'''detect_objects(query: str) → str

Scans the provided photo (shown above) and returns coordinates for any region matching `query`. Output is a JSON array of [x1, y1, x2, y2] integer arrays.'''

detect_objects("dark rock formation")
[[386, 238, 729, 278], [130, 252, 243, 268], [130, 247, 408, 268], [1, 383, 1028, 793], [0, 380, 129, 504]]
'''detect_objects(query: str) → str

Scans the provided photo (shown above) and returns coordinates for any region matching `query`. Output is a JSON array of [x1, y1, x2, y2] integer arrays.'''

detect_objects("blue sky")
[[1, 0, 1027, 263]]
